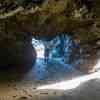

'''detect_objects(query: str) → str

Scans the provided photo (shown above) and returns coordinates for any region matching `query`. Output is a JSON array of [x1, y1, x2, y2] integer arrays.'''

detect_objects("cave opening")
[[31, 34, 83, 80], [32, 38, 45, 58]]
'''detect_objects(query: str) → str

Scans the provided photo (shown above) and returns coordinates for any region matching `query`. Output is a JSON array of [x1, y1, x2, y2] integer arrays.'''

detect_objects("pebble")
[[33, 87, 36, 90], [22, 89, 28, 94], [17, 96, 28, 100], [12, 95, 17, 98], [96, 40, 100, 45]]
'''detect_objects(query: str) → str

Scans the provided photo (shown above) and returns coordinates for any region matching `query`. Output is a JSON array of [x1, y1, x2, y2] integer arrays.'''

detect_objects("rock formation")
[[0, 0, 100, 67]]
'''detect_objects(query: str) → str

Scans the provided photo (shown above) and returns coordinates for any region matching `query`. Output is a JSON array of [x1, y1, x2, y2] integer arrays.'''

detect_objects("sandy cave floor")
[[0, 51, 100, 100]]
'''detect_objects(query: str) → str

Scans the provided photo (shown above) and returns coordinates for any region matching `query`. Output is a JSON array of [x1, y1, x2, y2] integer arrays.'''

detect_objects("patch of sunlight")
[[37, 59, 100, 90]]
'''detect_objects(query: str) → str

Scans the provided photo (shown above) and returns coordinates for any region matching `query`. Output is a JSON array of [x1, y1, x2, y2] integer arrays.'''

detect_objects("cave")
[[30, 34, 99, 80], [31, 34, 82, 80], [0, 0, 100, 99]]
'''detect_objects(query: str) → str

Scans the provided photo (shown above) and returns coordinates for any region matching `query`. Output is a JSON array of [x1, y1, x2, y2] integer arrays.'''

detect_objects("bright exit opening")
[[32, 38, 45, 58]]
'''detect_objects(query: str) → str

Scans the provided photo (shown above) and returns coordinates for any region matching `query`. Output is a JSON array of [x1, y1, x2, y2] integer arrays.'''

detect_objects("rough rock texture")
[[0, 0, 100, 39], [0, 0, 100, 67], [0, 19, 36, 67]]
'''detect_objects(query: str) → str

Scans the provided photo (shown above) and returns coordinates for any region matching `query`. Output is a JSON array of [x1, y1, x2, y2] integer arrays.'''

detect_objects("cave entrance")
[[32, 38, 45, 58], [31, 35, 82, 80]]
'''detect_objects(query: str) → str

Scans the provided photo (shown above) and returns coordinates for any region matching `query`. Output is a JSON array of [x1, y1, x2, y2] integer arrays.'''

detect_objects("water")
[[32, 34, 83, 80]]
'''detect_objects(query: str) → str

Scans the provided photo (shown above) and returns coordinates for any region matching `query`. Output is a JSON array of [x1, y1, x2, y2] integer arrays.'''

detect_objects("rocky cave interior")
[[0, 0, 100, 100]]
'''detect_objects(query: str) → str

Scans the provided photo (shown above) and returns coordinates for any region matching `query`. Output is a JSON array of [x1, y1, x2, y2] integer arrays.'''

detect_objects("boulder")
[[0, 29, 36, 68]]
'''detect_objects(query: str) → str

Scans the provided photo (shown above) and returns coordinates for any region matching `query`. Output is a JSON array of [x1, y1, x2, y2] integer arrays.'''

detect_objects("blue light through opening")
[[32, 38, 45, 58], [32, 34, 82, 80]]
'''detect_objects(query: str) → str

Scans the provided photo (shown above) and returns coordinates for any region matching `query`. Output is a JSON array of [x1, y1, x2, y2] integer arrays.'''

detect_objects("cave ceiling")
[[0, 0, 100, 43]]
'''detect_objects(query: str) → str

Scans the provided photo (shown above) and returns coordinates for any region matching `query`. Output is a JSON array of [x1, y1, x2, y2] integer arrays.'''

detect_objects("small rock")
[[33, 87, 36, 90], [12, 95, 17, 98], [40, 92, 48, 95], [17, 96, 28, 100], [28, 94, 32, 97], [22, 89, 28, 94], [96, 40, 100, 45]]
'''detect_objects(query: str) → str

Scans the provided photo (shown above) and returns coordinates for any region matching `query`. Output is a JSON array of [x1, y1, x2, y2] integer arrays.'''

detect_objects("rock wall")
[[0, 0, 100, 67], [0, 0, 100, 40], [0, 19, 36, 67]]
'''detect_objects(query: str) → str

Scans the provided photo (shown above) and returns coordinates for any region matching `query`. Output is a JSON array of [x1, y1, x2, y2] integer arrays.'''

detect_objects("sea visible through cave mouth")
[[31, 34, 99, 81]]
